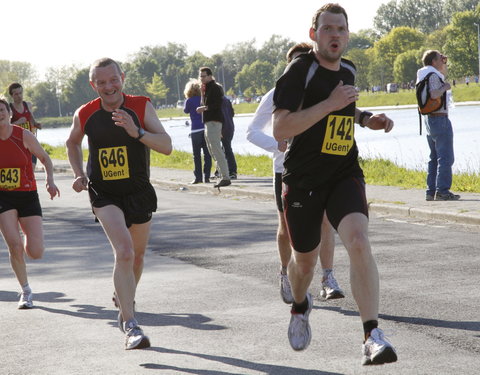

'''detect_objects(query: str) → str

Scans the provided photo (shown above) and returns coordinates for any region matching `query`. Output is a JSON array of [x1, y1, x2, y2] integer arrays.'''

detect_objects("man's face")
[[11, 87, 23, 104], [433, 53, 448, 74], [90, 63, 125, 108], [310, 11, 349, 65], [0, 102, 10, 124], [199, 71, 212, 85]]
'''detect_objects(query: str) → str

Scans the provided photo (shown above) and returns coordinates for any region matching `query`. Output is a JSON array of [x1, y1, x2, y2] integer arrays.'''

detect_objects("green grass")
[[43, 145, 480, 192]]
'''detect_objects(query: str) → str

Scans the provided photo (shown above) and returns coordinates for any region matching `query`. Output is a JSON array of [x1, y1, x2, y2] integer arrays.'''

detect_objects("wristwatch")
[[359, 111, 373, 128], [136, 127, 145, 140]]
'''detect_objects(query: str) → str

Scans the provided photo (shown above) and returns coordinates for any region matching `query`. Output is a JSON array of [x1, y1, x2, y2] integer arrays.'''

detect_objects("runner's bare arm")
[[23, 130, 60, 199], [66, 111, 88, 192]]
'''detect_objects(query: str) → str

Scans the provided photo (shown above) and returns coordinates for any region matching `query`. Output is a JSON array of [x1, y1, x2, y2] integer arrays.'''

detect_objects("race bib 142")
[[321, 115, 354, 156]]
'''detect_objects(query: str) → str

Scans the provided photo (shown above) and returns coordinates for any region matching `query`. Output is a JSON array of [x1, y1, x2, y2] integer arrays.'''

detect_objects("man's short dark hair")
[[422, 50, 440, 66], [89, 57, 123, 81], [286, 43, 313, 63], [199, 67, 213, 76], [311, 3, 349, 30], [8, 82, 22, 96]]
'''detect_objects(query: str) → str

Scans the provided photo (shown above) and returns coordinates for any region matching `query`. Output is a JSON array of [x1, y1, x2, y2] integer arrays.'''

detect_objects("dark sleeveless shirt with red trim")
[[10, 102, 34, 133], [78, 94, 151, 195], [0, 126, 37, 191]]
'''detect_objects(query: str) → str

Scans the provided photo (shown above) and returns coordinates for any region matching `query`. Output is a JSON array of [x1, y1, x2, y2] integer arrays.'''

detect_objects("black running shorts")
[[282, 177, 368, 253], [274, 172, 284, 212], [0, 190, 42, 217], [88, 182, 157, 228]]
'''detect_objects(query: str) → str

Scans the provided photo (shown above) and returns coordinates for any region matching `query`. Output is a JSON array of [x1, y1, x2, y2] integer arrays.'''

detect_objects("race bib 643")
[[98, 146, 130, 180], [321, 115, 354, 156], [0, 168, 20, 190]]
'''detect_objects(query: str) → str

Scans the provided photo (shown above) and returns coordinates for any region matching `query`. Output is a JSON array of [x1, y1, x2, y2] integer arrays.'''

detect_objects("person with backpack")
[[416, 50, 460, 201]]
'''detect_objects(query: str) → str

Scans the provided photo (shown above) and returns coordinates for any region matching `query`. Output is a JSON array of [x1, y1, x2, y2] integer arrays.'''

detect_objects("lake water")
[[37, 105, 480, 173]]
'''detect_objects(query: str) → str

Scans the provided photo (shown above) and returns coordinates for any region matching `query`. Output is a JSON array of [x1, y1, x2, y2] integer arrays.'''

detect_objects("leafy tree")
[[443, 10, 479, 77], [0, 60, 37, 95], [347, 30, 376, 53], [393, 49, 422, 84], [235, 60, 274, 97], [424, 28, 449, 52], [61, 68, 96, 115], [26, 82, 58, 117], [444, 0, 480, 17], [146, 73, 169, 107], [345, 48, 372, 90], [374, 0, 447, 35], [373, 27, 425, 83], [257, 35, 294, 67]]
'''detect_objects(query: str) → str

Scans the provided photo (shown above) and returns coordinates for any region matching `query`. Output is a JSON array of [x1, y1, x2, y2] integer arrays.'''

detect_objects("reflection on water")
[[37, 105, 480, 173]]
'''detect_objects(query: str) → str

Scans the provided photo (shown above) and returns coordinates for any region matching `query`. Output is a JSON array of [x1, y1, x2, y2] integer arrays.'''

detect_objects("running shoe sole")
[[126, 335, 151, 350], [363, 346, 398, 365]]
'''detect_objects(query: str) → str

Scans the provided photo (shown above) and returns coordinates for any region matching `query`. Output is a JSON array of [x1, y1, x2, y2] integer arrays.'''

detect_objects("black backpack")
[[415, 72, 446, 135]]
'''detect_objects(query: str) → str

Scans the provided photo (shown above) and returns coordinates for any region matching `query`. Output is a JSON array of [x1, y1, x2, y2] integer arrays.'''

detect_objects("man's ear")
[[309, 27, 316, 42]]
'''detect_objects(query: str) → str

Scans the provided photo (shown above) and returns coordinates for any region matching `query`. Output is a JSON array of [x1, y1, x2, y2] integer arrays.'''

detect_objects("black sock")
[[292, 296, 309, 314], [363, 320, 378, 340]]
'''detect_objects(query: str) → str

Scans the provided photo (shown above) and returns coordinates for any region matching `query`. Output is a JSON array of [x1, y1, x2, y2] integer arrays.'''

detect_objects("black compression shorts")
[[274, 172, 284, 212], [282, 176, 368, 253], [0, 190, 42, 217], [88, 182, 157, 228]]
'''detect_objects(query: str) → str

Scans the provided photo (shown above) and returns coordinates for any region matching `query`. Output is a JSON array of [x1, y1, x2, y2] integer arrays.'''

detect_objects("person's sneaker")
[[229, 173, 237, 180], [320, 272, 345, 300], [18, 291, 34, 309], [362, 328, 398, 365], [435, 191, 460, 201], [214, 179, 231, 188], [124, 319, 150, 350], [425, 193, 435, 201], [18, 291, 33, 309], [279, 272, 293, 304], [288, 293, 313, 351]]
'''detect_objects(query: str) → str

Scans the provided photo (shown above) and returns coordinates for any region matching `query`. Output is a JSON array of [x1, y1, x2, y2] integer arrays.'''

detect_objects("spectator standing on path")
[[183, 79, 212, 184], [66, 57, 172, 350], [247, 42, 344, 305], [0, 98, 59, 309], [221, 96, 238, 179], [416, 50, 460, 201], [196, 67, 231, 188], [273, 3, 397, 365], [8, 83, 42, 169]]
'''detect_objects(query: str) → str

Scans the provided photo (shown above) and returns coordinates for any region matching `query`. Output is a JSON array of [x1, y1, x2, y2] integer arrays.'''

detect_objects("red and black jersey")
[[10, 101, 35, 133], [78, 94, 151, 195], [0, 126, 36, 191]]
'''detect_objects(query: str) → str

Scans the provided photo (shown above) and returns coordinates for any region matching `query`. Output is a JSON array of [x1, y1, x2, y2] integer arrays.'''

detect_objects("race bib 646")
[[321, 115, 354, 156], [0, 168, 20, 190], [98, 146, 130, 180]]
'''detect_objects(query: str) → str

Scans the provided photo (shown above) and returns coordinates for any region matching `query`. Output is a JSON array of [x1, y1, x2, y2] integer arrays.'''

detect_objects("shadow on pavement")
[[32, 303, 225, 331], [317, 305, 480, 332], [0, 290, 74, 303], [141, 346, 343, 375]]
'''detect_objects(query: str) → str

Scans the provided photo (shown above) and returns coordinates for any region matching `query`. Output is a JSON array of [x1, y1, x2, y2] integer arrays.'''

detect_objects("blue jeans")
[[221, 136, 237, 175], [425, 115, 454, 195], [191, 130, 211, 181]]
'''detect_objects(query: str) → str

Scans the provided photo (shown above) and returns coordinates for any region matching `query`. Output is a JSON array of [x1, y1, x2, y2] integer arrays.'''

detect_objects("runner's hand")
[[365, 113, 394, 133], [72, 176, 88, 192]]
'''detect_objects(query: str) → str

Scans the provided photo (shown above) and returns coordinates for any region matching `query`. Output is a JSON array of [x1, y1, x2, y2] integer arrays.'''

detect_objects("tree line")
[[0, 0, 478, 117]]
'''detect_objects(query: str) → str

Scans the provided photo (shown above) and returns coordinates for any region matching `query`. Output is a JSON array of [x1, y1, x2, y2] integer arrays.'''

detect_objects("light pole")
[[475, 23, 480, 80], [56, 86, 62, 117]]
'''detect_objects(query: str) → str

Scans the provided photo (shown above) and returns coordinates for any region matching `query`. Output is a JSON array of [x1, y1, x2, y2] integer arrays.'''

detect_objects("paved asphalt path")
[[1, 173, 479, 375]]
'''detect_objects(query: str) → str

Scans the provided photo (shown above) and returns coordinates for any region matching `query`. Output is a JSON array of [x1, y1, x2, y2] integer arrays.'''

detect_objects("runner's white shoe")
[[362, 328, 398, 365], [18, 291, 34, 309], [279, 272, 294, 304], [288, 293, 313, 351], [320, 271, 345, 300], [124, 319, 150, 350]]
